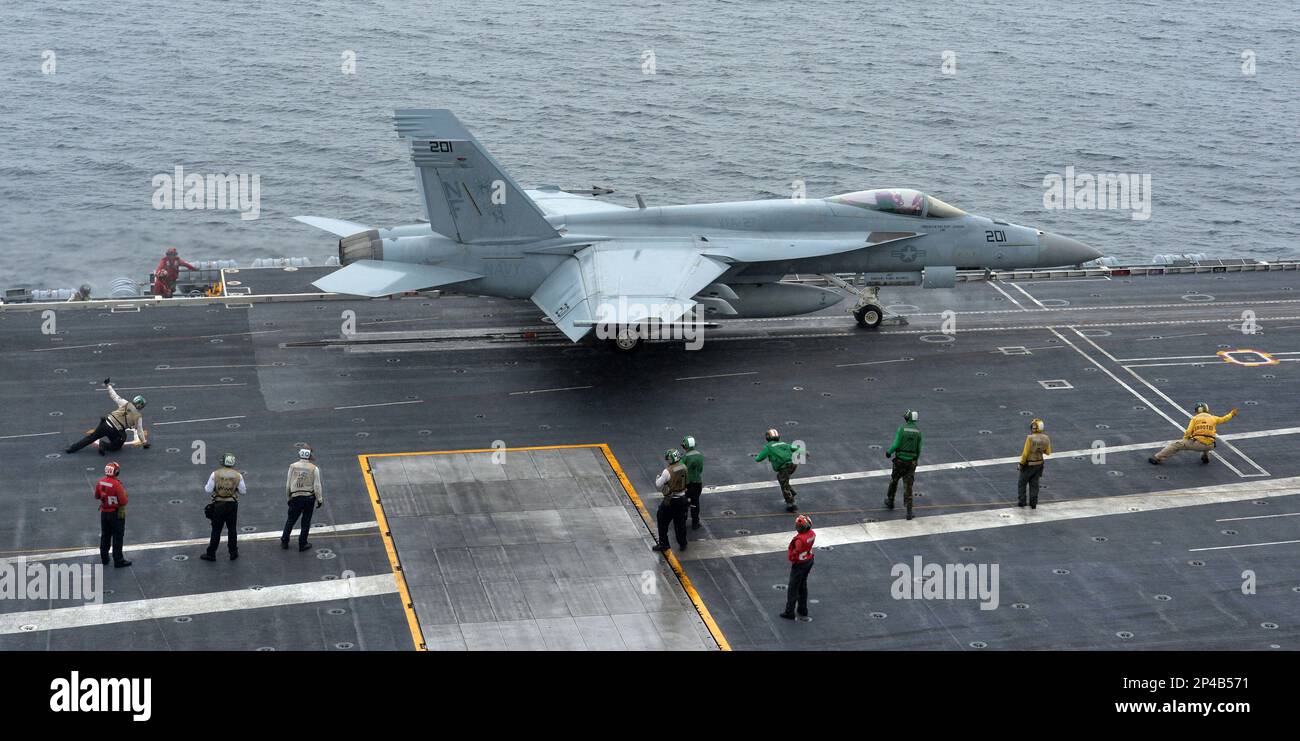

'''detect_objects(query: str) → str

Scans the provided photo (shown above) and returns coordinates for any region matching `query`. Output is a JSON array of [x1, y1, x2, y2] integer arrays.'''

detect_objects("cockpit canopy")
[[828, 188, 967, 219]]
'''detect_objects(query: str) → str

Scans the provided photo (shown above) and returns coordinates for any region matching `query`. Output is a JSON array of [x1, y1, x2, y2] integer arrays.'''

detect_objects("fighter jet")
[[299, 110, 1102, 349]]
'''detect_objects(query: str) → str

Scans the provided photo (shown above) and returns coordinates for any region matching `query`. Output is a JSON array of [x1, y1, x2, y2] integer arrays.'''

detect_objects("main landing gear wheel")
[[854, 304, 884, 329], [610, 329, 642, 352]]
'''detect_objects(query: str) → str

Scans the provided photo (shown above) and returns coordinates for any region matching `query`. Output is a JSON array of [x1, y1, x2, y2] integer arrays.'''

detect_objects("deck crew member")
[[67, 284, 92, 302], [755, 429, 804, 512], [152, 247, 197, 298], [1018, 418, 1052, 509], [780, 515, 816, 620], [681, 435, 706, 529], [200, 453, 245, 561], [94, 461, 131, 568], [66, 381, 148, 455], [651, 449, 690, 553], [282, 447, 323, 551], [885, 409, 922, 520], [1149, 403, 1238, 465]]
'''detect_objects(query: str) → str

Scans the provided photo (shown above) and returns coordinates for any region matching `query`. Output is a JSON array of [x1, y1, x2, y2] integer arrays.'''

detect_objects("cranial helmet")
[[795, 514, 812, 531], [222, 453, 236, 467], [765, 428, 780, 442], [904, 409, 918, 422], [104, 461, 121, 477], [298, 447, 313, 460], [665, 449, 682, 464], [132, 395, 146, 409], [681, 435, 696, 450], [166, 247, 178, 256], [1030, 418, 1044, 433], [1194, 402, 1209, 414]]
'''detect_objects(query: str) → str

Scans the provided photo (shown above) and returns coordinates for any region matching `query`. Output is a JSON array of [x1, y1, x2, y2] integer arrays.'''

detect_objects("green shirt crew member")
[[756, 429, 805, 512], [681, 435, 706, 529], [885, 410, 922, 520]]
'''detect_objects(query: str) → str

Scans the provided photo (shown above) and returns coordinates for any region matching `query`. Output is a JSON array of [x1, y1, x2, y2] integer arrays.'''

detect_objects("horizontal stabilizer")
[[312, 260, 481, 297], [293, 215, 372, 237]]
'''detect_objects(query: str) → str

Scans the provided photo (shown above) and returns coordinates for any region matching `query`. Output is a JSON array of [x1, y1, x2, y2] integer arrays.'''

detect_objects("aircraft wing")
[[312, 259, 482, 297], [531, 240, 728, 341], [526, 188, 630, 218]]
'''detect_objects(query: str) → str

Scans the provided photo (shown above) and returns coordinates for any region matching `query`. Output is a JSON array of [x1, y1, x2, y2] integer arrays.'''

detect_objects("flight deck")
[[1, 263, 1298, 650]]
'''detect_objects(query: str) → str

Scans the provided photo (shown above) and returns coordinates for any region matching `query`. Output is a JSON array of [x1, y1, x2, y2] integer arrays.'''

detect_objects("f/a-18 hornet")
[[299, 110, 1102, 349]]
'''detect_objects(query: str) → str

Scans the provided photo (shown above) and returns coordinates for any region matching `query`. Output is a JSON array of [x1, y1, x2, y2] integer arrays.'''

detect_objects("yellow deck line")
[[596, 444, 731, 651], [359, 443, 731, 652], [358, 454, 427, 651]]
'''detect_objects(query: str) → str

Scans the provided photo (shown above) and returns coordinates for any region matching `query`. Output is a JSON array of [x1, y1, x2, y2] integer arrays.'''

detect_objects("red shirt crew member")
[[95, 462, 131, 568], [153, 248, 197, 298], [780, 514, 815, 620]]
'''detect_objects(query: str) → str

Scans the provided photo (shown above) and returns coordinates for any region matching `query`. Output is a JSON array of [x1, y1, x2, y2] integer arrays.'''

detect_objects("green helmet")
[[132, 395, 146, 409], [221, 453, 236, 467], [903, 409, 918, 422], [665, 449, 682, 464], [681, 435, 696, 450]]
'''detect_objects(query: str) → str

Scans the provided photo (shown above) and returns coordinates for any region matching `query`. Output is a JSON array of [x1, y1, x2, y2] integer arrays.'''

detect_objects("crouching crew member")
[[756, 429, 804, 512], [66, 381, 148, 455], [681, 435, 705, 530], [1018, 418, 1052, 509], [201, 453, 245, 561], [780, 515, 815, 620], [283, 447, 323, 552], [652, 449, 690, 553], [885, 409, 923, 520], [94, 462, 131, 568], [1150, 403, 1238, 465]]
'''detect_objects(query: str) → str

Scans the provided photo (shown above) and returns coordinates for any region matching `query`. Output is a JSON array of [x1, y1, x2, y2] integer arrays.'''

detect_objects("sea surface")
[[2, 0, 1297, 290]]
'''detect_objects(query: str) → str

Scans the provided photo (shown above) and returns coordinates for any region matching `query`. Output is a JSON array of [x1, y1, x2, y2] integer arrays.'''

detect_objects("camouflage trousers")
[[777, 463, 798, 505]]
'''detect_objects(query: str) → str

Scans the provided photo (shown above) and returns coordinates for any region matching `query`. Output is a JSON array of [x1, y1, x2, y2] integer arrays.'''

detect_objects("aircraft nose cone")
[[1038, 231, 1103, 266]]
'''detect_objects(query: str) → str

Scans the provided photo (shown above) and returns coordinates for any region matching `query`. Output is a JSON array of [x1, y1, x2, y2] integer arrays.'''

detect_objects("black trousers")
[[656, 496, 688, 549], [886, 457, 917, 509], [206, 501, 238, 556], [282, 496, 316, 546], [785, 560, 813, 615], [99, 511, 125, 565], [1017, 464, 1044, 505], [69, 418, 125, 453], [685, 482, 703, 524]]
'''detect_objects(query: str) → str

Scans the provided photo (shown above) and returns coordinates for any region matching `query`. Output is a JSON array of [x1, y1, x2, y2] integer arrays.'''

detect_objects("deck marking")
[[1072, 329, 1269, 478], [987, 281, 1027, 310], [508, 385, 594, 395], [32, 342, 115, 352], [158, 363, 293, 370], [0, 431, 60, 440], [358, 455, 427, 651], [702, 424, 1300, 494], [1009, 281, 1048, 309], [152, 415, 247, 426], [334, 400, 424, 410], [681, 476, 1300, 561], [0, 574, 397, 636], [834, 358, 913, 367], [1188, 539, 1300, 553], [1134, 332, 1209, 342], [675, 371, 757, 381], [0, 521, 379, 562], [1053, 328, 1251, 478], [1216, 512, 1300, 522], [102, 383, 248, 391]]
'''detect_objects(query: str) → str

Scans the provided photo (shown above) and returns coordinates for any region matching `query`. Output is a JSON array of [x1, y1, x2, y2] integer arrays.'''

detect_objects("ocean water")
[[1, 0, 1297, 291]]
